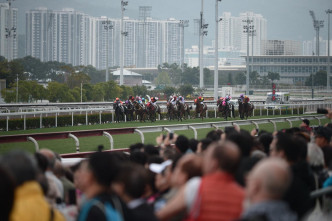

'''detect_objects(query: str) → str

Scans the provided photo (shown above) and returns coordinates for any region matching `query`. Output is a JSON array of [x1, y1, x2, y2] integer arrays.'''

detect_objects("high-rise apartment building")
[[25, 8, 182, 69], [0, 2, 18, 61], [219, 12, 267, 55]]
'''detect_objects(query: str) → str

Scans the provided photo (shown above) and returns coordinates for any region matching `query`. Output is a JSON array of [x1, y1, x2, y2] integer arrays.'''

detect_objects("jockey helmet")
[[125, 100, 128, 104], [173, 96, 177, 99], [116, 97, 119, 101], [142, 97, 145, 101], [240, 94, 244, 98], [198, 96, 202, 100], [155, 97, 159, 101]]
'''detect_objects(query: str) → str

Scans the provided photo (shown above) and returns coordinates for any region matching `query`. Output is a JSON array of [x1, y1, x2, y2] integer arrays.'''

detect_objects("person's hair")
[[0, 150, 37, 186], [188, 139, 199, 153], [213, 141, 240, 174], [200, 138, 213, 152], [144, 144, 160, 157], [0, 166, 15, 221], [115, 163, 148, 199], [302, 119, 310, 126], [88, 152, 121, 187], [34, 152, 48, 173], [129, 143, 144, 153], [275, 132, 303, 163], [53, 160, 65, 177], [206, 129, 223, 141], [175, 135, 189, 154], [227, 130, 253, 157], [129, 151, 147, 166], [258, 132, 273, 155], [264, 162, 291, 198]]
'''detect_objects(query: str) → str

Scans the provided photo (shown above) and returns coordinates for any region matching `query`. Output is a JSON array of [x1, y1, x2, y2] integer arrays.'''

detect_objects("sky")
[[6, 0, 332, 47]]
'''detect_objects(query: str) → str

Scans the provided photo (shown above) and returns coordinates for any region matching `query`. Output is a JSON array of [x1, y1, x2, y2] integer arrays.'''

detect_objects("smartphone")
[[256, 128, 259, 133], [317, 108, 328, 114], [169, 132, 174, 140], [68, 189, 77, 205]]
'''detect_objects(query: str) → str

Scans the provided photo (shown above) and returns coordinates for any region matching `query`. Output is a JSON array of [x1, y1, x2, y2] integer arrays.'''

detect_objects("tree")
[[267, 72, 280, 83], [249, 71, 261, 85], [261, 75, 270, 85], [182, 66, 199, 85], [120, 85, 134, 100], [178, 84, 194, 97], [67, 72, 91, 89], [154, 71, 172, 86], [235, 72, 246, 85], [163, 86, 176, 97], [227, 73, 234, 85], [305, 70, 327, 86], [204, 68, 213, 86], [132, 85, 148, 97], [47, 82, 72, 102]]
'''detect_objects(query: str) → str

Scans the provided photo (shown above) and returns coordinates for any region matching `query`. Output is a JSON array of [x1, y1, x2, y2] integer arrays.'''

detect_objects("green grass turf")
[[0, 115, 330, 155]]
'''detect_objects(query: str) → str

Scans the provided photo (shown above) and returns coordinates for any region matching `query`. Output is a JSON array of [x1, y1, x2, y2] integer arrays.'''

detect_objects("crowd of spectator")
[[1, 112, 332, 221]]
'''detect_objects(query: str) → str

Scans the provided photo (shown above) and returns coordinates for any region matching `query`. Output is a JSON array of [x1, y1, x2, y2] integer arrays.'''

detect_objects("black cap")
[[302, 119, 310, 126], [315, 126, 332, 142]]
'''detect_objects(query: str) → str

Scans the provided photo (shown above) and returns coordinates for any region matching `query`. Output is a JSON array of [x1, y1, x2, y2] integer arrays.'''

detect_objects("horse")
[[176, 101, 190, 121], [166, 102, 177, 120], [113, 102, 125, 123], [124, 101, 134, 121], [194, 100, 207, 120], [238, 99, 254, 120], [217, 99, 232, 120], [146, 102, 161, 122], [133, 101, 147, 122]]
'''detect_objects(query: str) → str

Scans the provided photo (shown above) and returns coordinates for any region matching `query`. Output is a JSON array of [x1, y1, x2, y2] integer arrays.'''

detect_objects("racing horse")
[[194, 99, 207, 120], [146, 102, 161, 122], [133, 101, 147, 122], [113, 102, 125, 123], [217, 99, 233, 120], [166, 102, 177, 120], [238, 99, 254, 120], [176, 101, 191, 121], [124, 100, 134, 121]]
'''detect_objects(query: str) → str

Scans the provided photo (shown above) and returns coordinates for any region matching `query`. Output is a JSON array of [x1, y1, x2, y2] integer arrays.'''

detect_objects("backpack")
[[78, 197, 124, 221]]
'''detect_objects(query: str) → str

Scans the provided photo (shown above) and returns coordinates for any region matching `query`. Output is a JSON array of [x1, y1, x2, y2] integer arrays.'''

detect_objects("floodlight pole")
[[199, 0, 204, 89], [243, 18, 253, 95], [214, 0, 221, 100], [120, 1, 128, 86], [327, 9, 331, 91], [103, 19, 113, 82]]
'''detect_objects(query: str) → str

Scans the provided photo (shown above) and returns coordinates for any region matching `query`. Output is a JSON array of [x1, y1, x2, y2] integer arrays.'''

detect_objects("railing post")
[[72, 112, 74, 126], [251, 121, 259, 130], [314, 116, 321, 126], [55, 113, 58, 128], [211, 124, 219, 130], [99, 111, 102, 124], [112, 111, 114, 123], [269, 120, 277, 132], [163, 127, 172, 133], [260, 105, 262, 116], [103, 131, 114, 150], [134, 129, 145, 144], [188, 126, 198, 139], [286, 119, 292, 128], [40, 114, 42, 129], [24, 114, 26, 130], [27, 137, 39, 152], [68, 133, 80, 153], [214, 107, 217, 118], [86, 111, 88, 125]]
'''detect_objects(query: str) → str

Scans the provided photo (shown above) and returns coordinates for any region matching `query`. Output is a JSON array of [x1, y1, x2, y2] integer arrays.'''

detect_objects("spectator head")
[[188, 139, 199, 153], [258, 132, 273, 155], [113, 163, 148, 203], [203, 141, 241, 175], [171, 154, 202, 187], [315, 126, 332, 147], [227, 130, 254, 157], [0, 150, 37, 186], [34, 152, 48, 173], [0, 165, 15, 221], [144, 144, 160, 157], [149, 160, 173, 192], [53, 160, 65, 178], [39, 149, 56, 170], [206, 129, 223, 141], [175, 135, 189, 154], [270, 132, 305, 163], [301, 119, 310, 127], [129, 143, 144, 153], [245, 158, 291, 206], [196, 138, 213, 154], [129, 151, 147, 166]]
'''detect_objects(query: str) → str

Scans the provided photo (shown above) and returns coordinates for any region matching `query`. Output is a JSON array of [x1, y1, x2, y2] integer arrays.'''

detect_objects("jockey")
[[239, 94, 245, 102], [198, 96, 204, 104], [244, 95, 250, 103], [178, 96, 185, 104], [141, 97, 146, 104], [225, 95, 232, 104], [114, 97, 123, 105], [170, 96, 177, 105]]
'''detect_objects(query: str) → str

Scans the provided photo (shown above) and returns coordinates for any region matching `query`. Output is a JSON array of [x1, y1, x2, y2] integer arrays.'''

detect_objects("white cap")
[[149, 160, 172, 174]]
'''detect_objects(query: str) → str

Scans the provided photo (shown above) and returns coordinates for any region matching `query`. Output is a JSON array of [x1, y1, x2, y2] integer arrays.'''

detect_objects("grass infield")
[[0, 115, 330, 154]]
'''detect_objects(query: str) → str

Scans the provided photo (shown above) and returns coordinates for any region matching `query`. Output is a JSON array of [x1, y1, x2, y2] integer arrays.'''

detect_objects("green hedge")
[[0, 107, 305, 131]]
